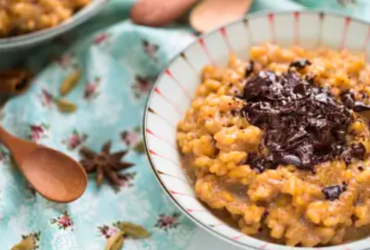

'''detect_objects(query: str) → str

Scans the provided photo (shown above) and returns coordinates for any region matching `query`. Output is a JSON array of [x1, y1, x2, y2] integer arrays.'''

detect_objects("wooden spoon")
[[0, 125, 87, 203], [190, 0, 254, 33], [0, 70, 32, 95], [130, 0, 198, 27]]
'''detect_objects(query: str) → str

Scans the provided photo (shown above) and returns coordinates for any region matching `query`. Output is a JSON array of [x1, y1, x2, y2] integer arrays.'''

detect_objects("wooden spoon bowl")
[[190, 0, 254, 33], [0, 125, 87, 203]]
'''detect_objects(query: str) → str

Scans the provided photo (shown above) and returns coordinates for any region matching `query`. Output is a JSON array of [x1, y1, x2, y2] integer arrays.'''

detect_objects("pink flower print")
[[106, 227, 119, 238], [142, 39, 159, 61], [121, 127, 144, 154], [30, 124, 49, 142], [98, 225, 119, 239], [63, 130, 88, 150], [121, 131, 139, 147], [69, 135, 81, 149], [55, 54, 74, 69], [30, 126, 43, 141], [132, 76, 153, 98], [155, 213, 180, 231], [136, 76, 152, 92], [51, 211, 74, 230], [84, 77, 100, 100], [59, 216, 73, 228], [0, 148, 8, 163], [110, 172, 136, 193], [84, 84, 96, 99], [94, 33, 110, 45], [121, 126, 141, 147], [118, 172, 136, 188], [40, 89, 54, 107]]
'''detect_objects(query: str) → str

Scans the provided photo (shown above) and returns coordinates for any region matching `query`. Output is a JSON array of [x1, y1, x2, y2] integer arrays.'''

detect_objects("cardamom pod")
[[105, 231, 125, 250], [117, 222, 149, 238], [134, 141, 145, 153], [56, 99, 77, 113], [11, 236, 35, 250], [60, 69, 81, 96]]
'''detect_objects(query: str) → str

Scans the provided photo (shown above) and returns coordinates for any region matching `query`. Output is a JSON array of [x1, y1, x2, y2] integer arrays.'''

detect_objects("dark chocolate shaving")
[[353, 102, 370, 112], [289, 59, 312, 70], [340, 90, 370, 112], [245, 61, 254, 77], [343, 154, 352, 166], [230, 109, 239, 116], [351, 142, 366, 160], [322, 184, 347, 201], [246, 153, 267, 173], [240, 70, 354, 172], [340, 90, 355, 109], [279, 154, 302, 167], [360, 90, 369, 99]]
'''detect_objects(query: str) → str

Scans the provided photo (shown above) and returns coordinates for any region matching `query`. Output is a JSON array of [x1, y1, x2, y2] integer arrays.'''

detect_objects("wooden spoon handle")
[[0, 125, 36, 166], [0, 125, 17, 150], [190, 0, 253, 32], [0, 70, 32, 95], [130, 0, 198, 27]]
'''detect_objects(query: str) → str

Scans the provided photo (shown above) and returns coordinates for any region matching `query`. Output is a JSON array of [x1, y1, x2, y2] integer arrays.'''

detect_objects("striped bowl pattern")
[[143, 10, 370, 250]]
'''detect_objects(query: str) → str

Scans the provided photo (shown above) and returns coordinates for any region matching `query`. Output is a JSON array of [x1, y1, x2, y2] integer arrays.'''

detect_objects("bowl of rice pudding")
[[144, 11, 370, 249], [0, 0, 106, 50]]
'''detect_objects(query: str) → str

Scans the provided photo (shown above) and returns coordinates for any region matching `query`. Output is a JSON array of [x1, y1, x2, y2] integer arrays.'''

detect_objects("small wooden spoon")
[[190, 0, 254, 33], [0, 70, 32, 95], [130, 0, 198, 27], [0, 125, 87, 203]]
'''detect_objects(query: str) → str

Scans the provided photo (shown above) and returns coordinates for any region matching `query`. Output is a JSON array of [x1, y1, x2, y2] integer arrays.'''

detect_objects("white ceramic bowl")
[[0, 0, 106, 51], [144, 10, 370, 250]]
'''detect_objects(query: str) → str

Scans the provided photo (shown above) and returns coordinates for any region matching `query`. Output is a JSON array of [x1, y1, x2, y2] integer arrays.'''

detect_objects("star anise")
[[79, 141, 135, 187]]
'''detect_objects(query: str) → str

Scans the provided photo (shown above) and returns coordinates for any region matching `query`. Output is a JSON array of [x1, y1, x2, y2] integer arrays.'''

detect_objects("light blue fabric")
[[0, 0, 368, 249]]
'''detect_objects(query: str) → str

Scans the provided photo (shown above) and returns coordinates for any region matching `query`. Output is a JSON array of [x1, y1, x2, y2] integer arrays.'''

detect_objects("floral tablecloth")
[[1, 0, 370, 250]]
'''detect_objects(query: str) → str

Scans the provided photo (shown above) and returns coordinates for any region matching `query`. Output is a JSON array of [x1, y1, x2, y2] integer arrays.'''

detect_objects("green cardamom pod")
[[134, 141, 145, 153], [105, 231, 125, 250], [56, 99, 77, 113], [11, 236, 35, 250], [117, 222, 149, 238], [60, 69, 81, 96]]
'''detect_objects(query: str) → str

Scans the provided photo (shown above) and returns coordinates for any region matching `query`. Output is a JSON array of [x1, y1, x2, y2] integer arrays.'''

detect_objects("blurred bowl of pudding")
[[0, 0, 106, 51]]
